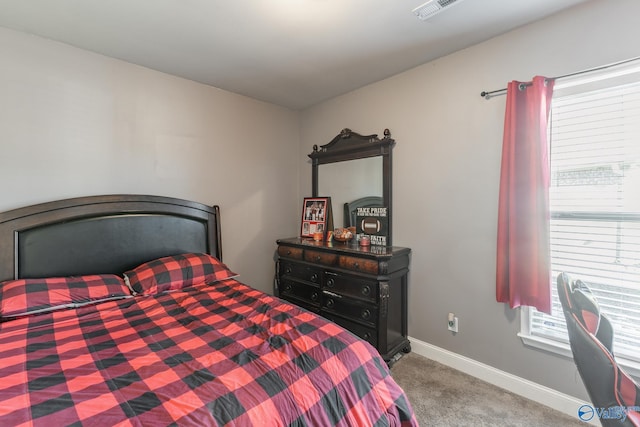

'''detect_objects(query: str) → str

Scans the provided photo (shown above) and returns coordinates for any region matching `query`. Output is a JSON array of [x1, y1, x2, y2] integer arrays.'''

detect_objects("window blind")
[[529, 80, 640, 362]]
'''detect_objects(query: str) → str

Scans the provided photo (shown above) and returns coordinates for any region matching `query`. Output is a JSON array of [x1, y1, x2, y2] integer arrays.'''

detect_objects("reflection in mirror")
[[318, 157, 382, 227]]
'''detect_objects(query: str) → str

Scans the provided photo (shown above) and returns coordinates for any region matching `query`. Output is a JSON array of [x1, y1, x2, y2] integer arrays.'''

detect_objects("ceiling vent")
[[412, 0, 465, 21]]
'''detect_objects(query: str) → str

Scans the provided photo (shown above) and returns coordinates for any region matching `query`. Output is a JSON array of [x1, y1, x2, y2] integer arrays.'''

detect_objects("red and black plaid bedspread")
[[0, 279, 417, 426]]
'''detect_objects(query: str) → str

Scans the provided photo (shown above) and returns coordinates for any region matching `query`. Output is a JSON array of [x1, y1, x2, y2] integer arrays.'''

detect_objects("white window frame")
[[518, 61, 640, 381]]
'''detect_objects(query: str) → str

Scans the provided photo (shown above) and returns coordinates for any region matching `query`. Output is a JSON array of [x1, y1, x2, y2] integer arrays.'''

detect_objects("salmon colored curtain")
[[496, 76, 555, 314]]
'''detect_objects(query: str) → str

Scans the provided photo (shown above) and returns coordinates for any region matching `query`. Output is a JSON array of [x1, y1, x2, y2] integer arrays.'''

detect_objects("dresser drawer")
[[304, 250, 338, 266], [338, 256, 378, 274], [324, 313, 377, 348], [324, 272, 377, 303], [280, 280, 321, 308], [322, 293, 377, 327], [280, 262, 322, 285], [278, 245, 303, 260]]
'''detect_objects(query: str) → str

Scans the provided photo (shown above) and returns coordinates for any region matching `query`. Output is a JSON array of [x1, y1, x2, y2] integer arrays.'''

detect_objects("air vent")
[[412, 0, 465, 21]]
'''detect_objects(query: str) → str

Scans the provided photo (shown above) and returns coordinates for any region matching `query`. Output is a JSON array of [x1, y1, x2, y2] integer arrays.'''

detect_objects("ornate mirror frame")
[[309, 128, 395, 246]]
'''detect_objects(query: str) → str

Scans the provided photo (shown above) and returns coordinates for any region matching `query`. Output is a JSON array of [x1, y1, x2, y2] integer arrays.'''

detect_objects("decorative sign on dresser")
[[275, 128, 412, 365], [275, 237, 411, 365]]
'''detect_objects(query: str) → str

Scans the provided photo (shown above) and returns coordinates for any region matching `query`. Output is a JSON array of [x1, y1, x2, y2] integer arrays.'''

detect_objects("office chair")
[[557, 272, 640, 426]]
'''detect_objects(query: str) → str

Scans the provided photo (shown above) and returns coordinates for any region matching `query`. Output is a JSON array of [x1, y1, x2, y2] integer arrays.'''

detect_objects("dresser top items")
[[277, 237, 409, 258]]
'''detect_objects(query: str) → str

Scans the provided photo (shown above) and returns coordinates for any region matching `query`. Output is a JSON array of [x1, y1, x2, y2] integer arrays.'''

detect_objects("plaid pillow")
[[0, 274, 131, 319], [124, 253, 237, 295]]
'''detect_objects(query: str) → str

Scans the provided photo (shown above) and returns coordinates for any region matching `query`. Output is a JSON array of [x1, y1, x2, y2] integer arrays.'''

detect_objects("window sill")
[[518, 332, 640, 381]]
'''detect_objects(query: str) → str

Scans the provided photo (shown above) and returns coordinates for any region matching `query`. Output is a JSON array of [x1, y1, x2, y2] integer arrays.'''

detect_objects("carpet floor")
[[390, 352, 586, 426]]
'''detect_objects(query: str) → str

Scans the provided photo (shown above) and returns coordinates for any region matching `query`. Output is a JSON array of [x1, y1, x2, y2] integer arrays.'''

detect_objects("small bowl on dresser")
[[333, 228, 354, 243]]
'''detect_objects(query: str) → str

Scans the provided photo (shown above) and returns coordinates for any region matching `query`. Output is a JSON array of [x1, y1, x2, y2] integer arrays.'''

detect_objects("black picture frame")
[[355, 205, 389, 246]]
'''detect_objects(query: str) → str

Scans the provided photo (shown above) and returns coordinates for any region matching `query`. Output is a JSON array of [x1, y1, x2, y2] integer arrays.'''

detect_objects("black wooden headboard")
[[0, 195, 222, 281]]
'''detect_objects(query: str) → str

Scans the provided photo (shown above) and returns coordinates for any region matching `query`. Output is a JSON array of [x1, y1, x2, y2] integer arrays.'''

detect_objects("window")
[[520, 64, 640, 376]]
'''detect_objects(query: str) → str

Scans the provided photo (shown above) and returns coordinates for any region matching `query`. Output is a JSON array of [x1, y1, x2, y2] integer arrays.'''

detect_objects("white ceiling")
[[0, 0, 590, 110]]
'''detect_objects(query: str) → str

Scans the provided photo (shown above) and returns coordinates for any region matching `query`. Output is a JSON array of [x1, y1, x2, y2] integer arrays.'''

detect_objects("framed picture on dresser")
[[300, 197, 332, 238], [355, 205, 389, 246]]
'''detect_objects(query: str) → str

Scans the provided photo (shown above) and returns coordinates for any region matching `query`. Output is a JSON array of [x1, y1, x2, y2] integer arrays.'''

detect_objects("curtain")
[[496, 76, 555, 314]]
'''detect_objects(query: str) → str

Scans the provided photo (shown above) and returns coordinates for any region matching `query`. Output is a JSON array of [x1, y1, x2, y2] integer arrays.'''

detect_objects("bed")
[[0, 195, 417, 426]]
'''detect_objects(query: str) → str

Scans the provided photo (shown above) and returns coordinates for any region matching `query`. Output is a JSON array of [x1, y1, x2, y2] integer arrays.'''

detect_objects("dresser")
[[275, 237, 411, 364]]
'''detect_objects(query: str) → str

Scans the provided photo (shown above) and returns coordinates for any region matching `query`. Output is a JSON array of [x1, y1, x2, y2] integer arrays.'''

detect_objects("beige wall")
[[0, 26, 301, 292], [300, 0, 639, 400]]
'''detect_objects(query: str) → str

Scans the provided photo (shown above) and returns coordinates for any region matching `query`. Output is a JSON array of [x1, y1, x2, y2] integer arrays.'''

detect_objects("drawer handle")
[[326, 299, 335, 308], [353, 262, 359, 269], [361, 285, 371, 296], [363, 332, 371, 341], [286, 250, 292, 255], [326, 278, 335, 288], [285, 266, 292, 274], [310, 273, 318, 283], [284, 284, 292, 293], [361, 309, 371, 320], [315, 255, 321, 261], [311, 292, 319, 301]]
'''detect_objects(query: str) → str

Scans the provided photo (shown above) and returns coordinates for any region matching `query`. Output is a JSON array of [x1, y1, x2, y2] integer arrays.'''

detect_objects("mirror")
[[317, 157, 382, 227], [310, 128, 395, 245]]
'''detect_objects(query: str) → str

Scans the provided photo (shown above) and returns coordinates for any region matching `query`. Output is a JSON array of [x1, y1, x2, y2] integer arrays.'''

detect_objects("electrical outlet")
[[447, 313, 459, 333]]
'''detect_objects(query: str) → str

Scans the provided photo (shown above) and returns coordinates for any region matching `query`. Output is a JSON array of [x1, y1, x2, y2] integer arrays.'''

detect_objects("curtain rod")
[[480, 56, 640, 100]]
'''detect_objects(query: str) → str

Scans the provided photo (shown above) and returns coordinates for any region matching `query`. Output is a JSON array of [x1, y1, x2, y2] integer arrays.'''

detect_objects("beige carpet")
[[390, 352, 585, 426]]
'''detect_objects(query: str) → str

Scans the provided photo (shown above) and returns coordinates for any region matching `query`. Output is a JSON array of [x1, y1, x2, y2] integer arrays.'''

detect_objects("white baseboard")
[[408, 336, 598, 425]]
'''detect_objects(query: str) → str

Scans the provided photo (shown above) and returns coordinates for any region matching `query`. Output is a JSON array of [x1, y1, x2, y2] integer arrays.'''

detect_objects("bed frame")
[[0, 195, 222, 282]]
